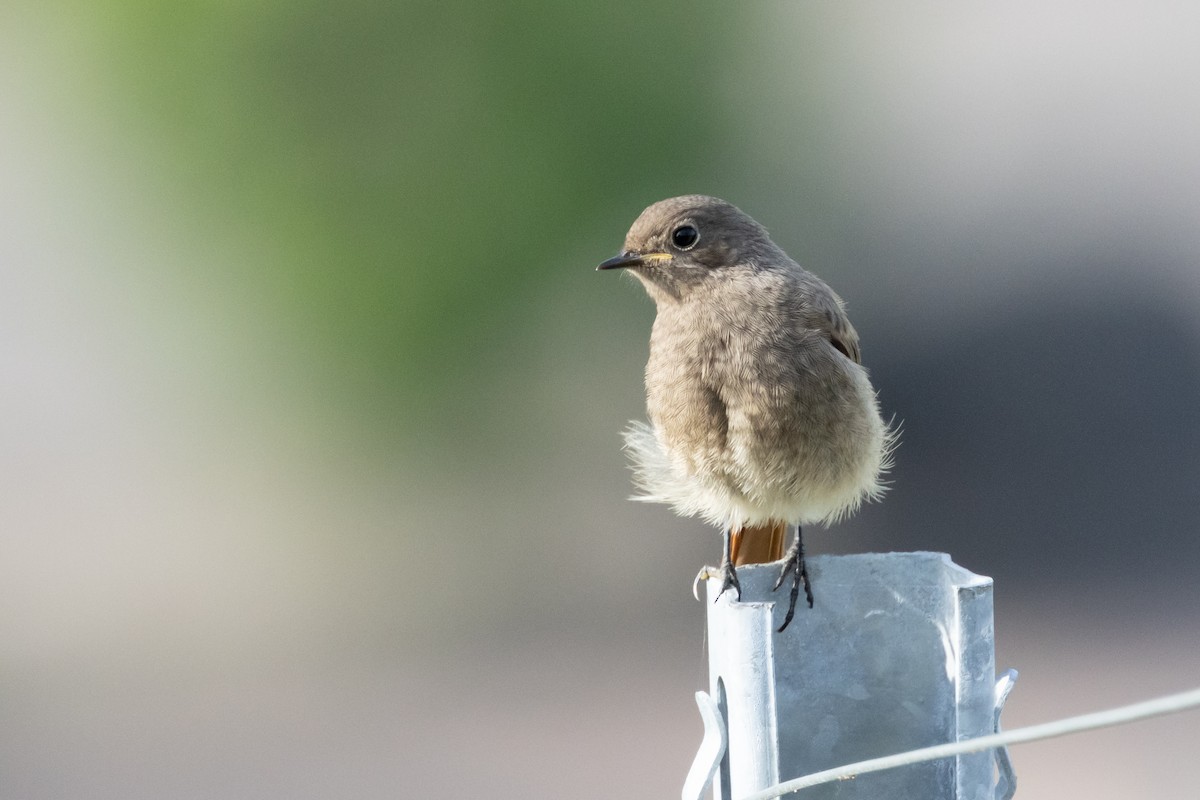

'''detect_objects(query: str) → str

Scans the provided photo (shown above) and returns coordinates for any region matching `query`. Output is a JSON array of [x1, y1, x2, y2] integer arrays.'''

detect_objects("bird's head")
[[597, 195, 781, 302]]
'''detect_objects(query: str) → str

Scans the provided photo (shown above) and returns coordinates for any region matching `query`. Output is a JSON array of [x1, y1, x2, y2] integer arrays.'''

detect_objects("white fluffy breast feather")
[[622, 393, 896, 531]]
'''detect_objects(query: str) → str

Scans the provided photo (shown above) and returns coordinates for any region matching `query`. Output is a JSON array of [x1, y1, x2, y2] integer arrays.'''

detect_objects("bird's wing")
[[807, 281, 862, 365], [827, 312, 861, 364]]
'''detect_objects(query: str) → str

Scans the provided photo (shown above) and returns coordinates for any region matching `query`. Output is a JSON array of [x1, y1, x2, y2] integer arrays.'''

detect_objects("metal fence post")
[[686, 552, 1015, 800]]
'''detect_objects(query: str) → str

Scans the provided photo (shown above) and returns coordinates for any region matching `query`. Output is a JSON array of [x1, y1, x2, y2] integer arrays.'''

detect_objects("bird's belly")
[[650, 371, 884, 525]]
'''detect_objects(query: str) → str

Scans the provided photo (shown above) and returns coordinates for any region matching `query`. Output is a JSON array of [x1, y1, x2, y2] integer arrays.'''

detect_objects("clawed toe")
[[715, 527, 742, 603], [772, 526, 814, 632], [715, 562, 742, 602]]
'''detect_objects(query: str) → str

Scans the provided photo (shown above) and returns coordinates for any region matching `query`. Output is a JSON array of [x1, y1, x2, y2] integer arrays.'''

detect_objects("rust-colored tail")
[[730, 520, 787, 566]]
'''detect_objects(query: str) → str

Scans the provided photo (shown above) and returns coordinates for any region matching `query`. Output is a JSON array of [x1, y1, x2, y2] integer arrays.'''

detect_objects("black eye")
[[671, 224, 699, 250]]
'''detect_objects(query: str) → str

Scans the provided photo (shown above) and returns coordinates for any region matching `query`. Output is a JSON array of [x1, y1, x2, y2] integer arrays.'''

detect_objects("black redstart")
[[598, 195, 894, 631]]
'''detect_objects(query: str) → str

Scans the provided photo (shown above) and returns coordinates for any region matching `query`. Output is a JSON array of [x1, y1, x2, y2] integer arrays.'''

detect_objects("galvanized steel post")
[[685, 551, 1016, 800]]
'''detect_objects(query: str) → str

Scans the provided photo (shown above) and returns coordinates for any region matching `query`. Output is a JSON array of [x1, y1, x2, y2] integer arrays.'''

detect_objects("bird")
[[598, 195, 894, 631]]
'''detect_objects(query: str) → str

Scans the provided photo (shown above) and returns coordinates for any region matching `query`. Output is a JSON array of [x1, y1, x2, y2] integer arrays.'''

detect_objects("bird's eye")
[[671, 224, 699, 250]]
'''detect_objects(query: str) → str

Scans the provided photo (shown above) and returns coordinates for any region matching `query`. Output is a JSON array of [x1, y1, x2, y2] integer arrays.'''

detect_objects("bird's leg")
[[772, 525, 814, 632], [715, 527, 742, 602]]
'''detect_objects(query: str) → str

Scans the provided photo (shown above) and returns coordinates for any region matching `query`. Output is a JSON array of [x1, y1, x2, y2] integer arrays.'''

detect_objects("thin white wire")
[[739, 685, 1200, 800]]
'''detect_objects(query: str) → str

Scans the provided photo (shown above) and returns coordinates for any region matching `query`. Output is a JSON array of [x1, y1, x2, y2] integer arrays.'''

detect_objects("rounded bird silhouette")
[[599, 195, 895, 631]]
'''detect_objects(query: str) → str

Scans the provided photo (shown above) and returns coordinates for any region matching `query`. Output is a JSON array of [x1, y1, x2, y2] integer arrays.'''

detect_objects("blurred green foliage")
[[80, 0, 757, 446]]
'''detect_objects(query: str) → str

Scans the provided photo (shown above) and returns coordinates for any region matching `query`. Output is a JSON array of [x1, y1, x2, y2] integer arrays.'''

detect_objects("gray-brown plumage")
[[598, 195, 894, 631]]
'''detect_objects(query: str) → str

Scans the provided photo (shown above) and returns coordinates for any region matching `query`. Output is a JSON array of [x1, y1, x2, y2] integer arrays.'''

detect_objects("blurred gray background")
[[3, 1, 1199, 797]]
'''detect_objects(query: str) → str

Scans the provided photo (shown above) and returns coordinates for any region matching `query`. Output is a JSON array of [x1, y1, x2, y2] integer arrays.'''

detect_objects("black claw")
[[773, 525, 814, 632], [716, 563, 741, 602], [715, 528, 742, 602]]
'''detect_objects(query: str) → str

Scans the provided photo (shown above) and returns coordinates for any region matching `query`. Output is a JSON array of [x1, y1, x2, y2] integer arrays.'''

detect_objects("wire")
[[739, 685, 1200, 800]]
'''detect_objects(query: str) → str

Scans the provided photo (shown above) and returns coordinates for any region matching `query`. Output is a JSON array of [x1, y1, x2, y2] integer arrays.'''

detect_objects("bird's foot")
[[714, 527, 742, 603], [772, 529, 814, 632], [714, 560, 742, 603]]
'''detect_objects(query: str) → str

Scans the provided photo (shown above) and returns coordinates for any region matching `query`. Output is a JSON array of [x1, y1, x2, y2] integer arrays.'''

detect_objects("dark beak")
[[596, 251, 671, 271]]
